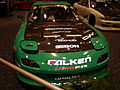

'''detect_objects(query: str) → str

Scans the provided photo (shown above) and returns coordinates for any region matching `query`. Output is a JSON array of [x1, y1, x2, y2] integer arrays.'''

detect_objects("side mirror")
[[20, 40, 38, 51]]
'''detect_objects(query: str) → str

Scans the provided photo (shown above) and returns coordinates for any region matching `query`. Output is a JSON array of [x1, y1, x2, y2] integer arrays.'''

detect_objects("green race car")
[[13, 1, 109, 86]]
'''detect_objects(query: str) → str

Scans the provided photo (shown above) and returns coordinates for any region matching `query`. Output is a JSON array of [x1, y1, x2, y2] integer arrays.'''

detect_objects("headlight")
[[21, 58, 39, 68], [97, 53, 108, 63]]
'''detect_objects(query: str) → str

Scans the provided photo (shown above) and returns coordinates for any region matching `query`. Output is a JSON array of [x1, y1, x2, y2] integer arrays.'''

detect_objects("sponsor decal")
[[45, 28, 77, 31], [51, 82, 67, 86], [47, 57, 92, 66], [52, 31, 71, 33], [75, 65, 88, 69], [96, 0, 106, 2], [54, 67, 75, 70], [54, 65, 88, 70], [55, 39, 77, 42], [55, 75, 80, 80], [82, 32, 94, 40], [55, 45, 79, 49]]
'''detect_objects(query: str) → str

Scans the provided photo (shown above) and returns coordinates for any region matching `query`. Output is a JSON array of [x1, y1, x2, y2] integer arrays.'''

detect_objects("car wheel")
[[88, 14, 96, 26]]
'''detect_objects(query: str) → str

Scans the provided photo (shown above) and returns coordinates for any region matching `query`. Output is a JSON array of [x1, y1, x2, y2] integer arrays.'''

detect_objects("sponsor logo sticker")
[[47, 57, 91, 66], [55, 45, 79, 49], [45, 28, 77, 31], [55, 39, 77, 42], [82, 32, 94, 40]]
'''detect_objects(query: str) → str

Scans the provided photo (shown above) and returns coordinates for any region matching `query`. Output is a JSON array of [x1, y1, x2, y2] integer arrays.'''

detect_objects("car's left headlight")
[[21, 58, 39, 68]]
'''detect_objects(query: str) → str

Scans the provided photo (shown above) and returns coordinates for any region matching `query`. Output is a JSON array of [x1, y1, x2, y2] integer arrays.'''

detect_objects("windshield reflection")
[[91, 1, 117, 10], [27, 5, 77, 22]]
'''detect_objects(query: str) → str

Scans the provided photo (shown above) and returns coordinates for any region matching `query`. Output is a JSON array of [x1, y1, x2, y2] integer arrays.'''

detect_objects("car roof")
[[33, 1, 71, 6]]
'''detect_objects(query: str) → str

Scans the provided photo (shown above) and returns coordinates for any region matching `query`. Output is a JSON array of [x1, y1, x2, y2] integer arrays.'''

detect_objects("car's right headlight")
[[97, 53, 109, 63]]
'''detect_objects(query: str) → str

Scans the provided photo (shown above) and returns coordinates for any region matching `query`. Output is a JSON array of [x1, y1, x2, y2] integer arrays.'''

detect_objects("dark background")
[[0, 11, 120, 90]]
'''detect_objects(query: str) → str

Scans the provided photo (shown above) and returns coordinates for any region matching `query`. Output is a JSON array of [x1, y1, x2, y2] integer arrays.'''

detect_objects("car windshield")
[[91, 1, 117, 10], [27, 5, 77, 22]]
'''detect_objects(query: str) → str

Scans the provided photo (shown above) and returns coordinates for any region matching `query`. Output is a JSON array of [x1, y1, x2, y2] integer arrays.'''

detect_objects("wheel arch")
[[88, 14, 96, 26]]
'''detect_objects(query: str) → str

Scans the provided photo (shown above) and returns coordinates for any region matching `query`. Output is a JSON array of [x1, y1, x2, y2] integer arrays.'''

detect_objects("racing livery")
[[13, 1, 109, 86], [74, 0, 120, 31]]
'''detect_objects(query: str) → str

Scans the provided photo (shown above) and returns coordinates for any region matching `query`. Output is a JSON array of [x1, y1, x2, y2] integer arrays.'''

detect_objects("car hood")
[[96, 8, 120, 17], [24, 21, 98, 52]]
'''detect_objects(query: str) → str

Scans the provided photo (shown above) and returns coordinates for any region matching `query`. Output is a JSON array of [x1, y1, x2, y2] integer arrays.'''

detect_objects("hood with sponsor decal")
[[25, 21, 98, 52]]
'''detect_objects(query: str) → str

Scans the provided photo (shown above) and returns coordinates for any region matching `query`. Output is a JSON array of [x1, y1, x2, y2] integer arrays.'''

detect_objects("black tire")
[[88, 14, 96, 26]]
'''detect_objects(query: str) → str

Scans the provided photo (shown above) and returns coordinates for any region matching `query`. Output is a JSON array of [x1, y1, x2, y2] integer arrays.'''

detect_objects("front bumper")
[[17, 64, 108, 86], [14, 46, 109, 86], [95, 19, 120, 31]]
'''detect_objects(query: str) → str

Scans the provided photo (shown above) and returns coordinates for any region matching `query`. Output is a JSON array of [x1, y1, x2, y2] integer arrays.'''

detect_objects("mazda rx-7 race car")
[[13, 1, 109, 86]]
